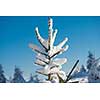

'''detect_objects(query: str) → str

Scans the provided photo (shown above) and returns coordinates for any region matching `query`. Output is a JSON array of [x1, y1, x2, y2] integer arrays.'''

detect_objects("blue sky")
[[0, 16, 100, 79]]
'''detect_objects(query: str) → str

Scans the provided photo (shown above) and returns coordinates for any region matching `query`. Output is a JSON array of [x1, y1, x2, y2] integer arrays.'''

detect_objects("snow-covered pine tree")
[[0, 64, 6, 83], [80, 65, 86, 73], [87, 51, 100, 82], [29, 17, 69, 83], [87, 51, 95, 70], [12, 67, 25, 83], [68, 51, 100, 83], [27, 74, 39, 83], [32, 75, 39, 83]]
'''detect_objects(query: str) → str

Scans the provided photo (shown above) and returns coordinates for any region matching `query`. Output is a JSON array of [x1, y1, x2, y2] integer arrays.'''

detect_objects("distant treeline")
[[0, 64, 39, 83]]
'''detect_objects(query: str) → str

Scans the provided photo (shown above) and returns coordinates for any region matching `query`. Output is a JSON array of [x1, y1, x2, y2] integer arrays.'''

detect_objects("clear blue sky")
[[0, 16, 100, 79]]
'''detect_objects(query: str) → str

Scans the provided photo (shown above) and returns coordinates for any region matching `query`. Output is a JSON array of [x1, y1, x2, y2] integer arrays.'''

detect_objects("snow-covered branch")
[[35, 27, 48, 51]]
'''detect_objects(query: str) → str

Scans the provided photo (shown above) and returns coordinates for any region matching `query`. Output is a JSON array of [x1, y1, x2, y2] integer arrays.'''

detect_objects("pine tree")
[[28, 74, 39, 83], [87, 51, 95, 70], [0, 64, 6, 83], [29, 17, 69, 83], [80, 65, 86, 73], [87, 51, 100, 82], [12, 67, 25, 83]]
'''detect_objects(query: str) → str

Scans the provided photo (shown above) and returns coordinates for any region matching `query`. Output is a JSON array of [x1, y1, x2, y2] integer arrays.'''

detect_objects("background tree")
[[87, 51, 100, 82], [28, 74, 39, 83], [87, 51, 95, 70], [12, 66, 25, 83], [0, 64, 6, 83]]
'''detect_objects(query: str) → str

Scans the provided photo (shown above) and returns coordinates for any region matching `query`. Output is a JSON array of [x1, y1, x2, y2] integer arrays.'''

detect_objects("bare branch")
[[65, 60, 79, 82]]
